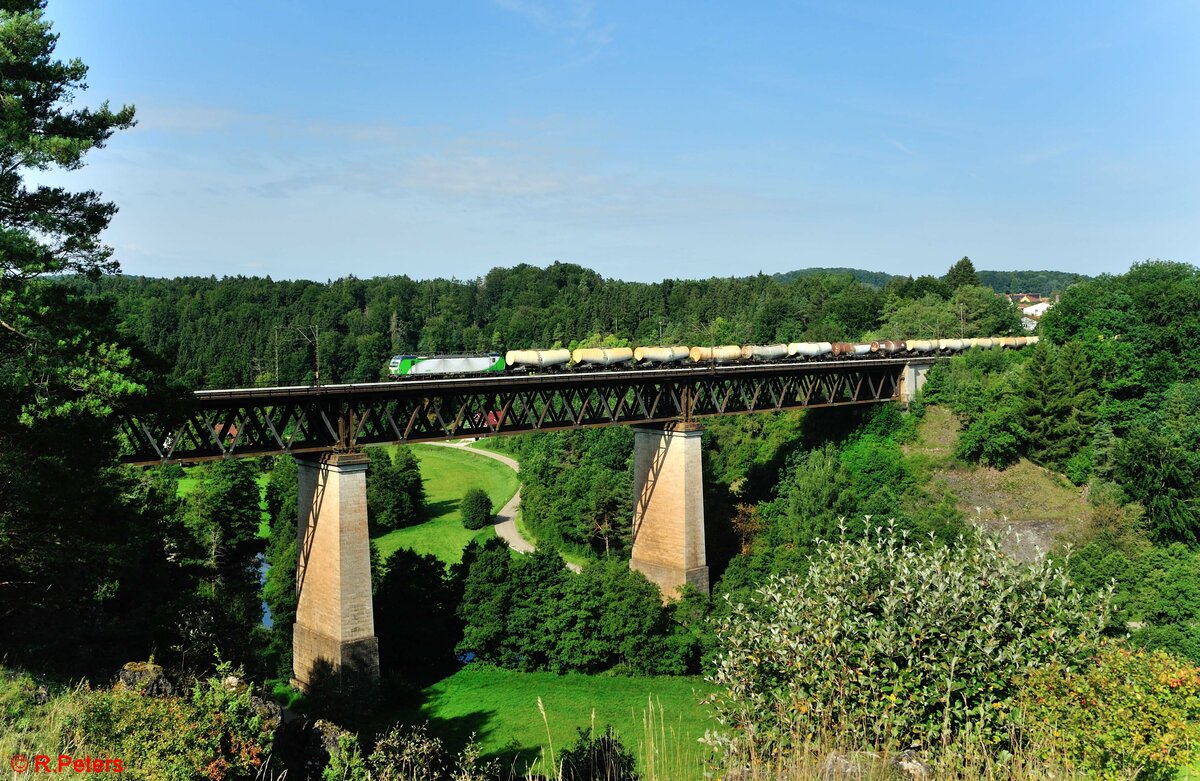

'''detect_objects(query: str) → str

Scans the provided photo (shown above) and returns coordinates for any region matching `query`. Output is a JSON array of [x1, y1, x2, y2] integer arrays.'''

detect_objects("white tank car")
[[689, 345, 742, 362], [570, 347, 634, 366], [740, 344, 789, 360], [633, 346, 690, 363], [789, 342, 834, 357], [505, 349, 571, 368]]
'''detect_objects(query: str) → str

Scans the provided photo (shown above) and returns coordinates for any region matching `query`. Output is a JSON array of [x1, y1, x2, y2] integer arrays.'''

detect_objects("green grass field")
[[382, 666, 717, 778], [372, 444, 519, 564]]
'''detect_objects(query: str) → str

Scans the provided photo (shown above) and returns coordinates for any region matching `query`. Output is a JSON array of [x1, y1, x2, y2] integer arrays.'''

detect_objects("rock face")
[[250, 693, 283, 736], [115, 661, 174, 697]]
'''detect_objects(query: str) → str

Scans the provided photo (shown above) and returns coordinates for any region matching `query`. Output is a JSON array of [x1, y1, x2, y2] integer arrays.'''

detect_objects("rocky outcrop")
[[115, 661, 175, 697]]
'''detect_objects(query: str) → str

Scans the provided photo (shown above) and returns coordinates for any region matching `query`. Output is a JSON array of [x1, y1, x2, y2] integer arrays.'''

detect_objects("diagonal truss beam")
[[119, 362, 909, 466]]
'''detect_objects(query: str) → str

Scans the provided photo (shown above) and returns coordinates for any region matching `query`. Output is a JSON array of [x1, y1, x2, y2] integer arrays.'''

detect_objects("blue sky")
[[42, 0, 1200, 282]]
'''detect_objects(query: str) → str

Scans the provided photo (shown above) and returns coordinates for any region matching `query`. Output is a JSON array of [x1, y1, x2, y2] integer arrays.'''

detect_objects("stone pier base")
[[630, 423, 709, 600], [292, 451, 379, 691]]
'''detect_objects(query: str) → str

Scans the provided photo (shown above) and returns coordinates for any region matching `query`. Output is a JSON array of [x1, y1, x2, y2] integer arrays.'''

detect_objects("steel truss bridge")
[[119, 358, 921, 466]]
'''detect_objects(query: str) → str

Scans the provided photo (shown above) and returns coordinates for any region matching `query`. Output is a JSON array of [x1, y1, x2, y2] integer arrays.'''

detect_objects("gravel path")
[[424, 441, 583, 571]]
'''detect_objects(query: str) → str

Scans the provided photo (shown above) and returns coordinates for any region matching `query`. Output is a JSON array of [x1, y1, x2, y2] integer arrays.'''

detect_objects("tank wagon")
[[386, 336, 1036, 378]]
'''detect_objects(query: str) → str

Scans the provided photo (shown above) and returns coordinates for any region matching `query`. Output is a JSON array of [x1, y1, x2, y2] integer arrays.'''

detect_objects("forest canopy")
[[71, 258, 1047, 390]]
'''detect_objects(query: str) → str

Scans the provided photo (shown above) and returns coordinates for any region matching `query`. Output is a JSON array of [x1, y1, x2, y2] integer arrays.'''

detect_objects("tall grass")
[[516, 694, 1090, 781], [637, 697, 709, 781], [0, 670, 88, 762], [705, 727, 1086, 781]]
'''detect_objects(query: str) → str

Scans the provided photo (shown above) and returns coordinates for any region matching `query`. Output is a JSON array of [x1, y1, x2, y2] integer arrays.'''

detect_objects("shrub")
[[1019, 643, 1200, 781], [461, 487, 493, 530], [324, 732, 368, 781], [954, 409, 1025, 468], [1064, 448, 1093, 486], [66, 662, 274, 780], [367, 723, 497, 781], [368, 723, 447, 780], [558, 725, 640, 781], [704, 523, 1109, 764]]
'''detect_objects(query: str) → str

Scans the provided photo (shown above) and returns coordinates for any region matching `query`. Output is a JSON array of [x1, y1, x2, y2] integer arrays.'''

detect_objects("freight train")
[[386, 336, 1037, 377]]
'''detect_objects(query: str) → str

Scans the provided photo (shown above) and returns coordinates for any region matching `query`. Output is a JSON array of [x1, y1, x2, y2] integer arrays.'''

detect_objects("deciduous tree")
[[262, 455, 298, 676], [366, 447, 424, 530], [181, 460, 266, 670], [374, 548, 461, 675]]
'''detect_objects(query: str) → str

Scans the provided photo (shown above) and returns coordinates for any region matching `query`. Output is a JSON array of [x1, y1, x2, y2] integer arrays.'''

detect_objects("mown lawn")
[[382, 666, 717, 779], [372, 444, 519, 564]]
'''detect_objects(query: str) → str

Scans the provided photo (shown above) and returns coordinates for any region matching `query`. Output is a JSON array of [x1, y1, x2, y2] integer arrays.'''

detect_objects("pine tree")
[[1116, 427, 1199, 545], [1090, 424, 1118, 481], [1, 0, 139, 421], [1043, 341, 1099, 469], [943, 256, 981, 290], [1020, 342, 1065, 466], [0, 4, 160, 673]]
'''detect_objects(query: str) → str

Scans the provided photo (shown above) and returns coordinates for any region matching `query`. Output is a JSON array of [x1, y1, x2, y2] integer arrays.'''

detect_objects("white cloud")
[[493, 0, 614, 51], [884, 135, 918, 157], [132, 104, 249, 134]]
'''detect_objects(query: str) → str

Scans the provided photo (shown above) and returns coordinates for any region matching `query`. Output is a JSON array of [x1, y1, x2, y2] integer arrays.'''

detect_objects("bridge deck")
[[121, 356, 930, 466], [191, 356, 917, 402]]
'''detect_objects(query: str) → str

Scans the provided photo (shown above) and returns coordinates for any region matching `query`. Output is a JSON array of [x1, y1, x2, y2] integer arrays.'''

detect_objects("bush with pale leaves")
[[704, 523, 1109, 763]]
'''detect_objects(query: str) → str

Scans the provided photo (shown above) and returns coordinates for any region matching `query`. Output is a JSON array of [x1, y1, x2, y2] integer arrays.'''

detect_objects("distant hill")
[[773, 267, 1089, 295], [771, 267, 896, 288], [975, 270, 1089, 295]]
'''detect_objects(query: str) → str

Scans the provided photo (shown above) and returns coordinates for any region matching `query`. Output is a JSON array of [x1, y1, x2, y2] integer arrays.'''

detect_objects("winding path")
[[426, 440, 580, 571]]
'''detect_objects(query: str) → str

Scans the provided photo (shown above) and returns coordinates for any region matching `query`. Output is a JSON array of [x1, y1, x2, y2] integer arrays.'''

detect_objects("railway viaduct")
[[119, 357, 933, 690]]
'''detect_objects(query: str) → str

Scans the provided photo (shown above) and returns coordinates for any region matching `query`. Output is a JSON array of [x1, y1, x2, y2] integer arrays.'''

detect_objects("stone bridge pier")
[[630, 423, 709, 600], [898, 361, 933, 405], [292, 451, 379, 691]]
